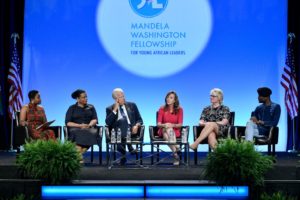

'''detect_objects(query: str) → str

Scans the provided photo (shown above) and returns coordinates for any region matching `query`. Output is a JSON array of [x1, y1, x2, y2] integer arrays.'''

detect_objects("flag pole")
[[9, 117, 14, 152], [290, 118, 297, 153]]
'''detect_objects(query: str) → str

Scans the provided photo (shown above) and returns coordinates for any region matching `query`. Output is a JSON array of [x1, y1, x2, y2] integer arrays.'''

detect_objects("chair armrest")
[[269, 126, 279, 144], [63, 126, 68, 140], [149, 126, 157, 140], [105, 125, 110, 143], [227, 126, 238, 139], [14, 126, 29, 146], [137, 125, 145, 141], [233, 126, 246, 140], [193, 126, 204, 140], [255, 126, 279, 145], [95, 125, 103, 138], [48, 126, 61, 140]]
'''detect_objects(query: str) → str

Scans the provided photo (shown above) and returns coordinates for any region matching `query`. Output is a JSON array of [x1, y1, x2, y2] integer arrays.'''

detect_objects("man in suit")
[[105, 88, 143, 165]]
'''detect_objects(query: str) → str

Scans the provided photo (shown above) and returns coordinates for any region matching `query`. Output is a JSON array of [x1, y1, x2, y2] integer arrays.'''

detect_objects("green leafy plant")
[[260, 191, 297, 200], [204, 138, 274, 188], [0, 194, 34, 200], [16, 140, 81, 184]]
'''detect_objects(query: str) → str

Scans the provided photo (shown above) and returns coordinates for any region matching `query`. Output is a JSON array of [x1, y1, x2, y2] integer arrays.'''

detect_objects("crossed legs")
[[190, 122, 219, 150], [162, 128, 180, 165]]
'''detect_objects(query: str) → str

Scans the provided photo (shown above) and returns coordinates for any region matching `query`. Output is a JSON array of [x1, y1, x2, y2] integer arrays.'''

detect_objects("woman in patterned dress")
[[19, 90, 55, 140], [190, 88, 230, 150]]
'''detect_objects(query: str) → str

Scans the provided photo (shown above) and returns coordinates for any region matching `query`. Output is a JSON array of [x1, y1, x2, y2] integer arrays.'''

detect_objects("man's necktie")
[[120, 106, 127, 119]]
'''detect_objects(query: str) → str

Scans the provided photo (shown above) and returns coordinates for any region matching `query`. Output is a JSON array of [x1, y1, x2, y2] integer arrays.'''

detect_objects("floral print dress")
[[27, 103, 55, 140], [200, 105, 231, 136]]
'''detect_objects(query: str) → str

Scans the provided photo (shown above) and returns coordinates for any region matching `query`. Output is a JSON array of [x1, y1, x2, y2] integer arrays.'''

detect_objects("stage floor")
[[0, 151, 299, 181], [0, 151, 300, 199]]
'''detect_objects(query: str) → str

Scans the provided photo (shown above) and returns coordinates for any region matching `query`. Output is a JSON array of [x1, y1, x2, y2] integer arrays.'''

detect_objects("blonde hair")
[[210, 88, 223, 104]]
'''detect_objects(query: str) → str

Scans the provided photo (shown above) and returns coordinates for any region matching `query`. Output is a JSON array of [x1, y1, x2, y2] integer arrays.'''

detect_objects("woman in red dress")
[[20, 90, 55, 140], [157, 91, 183, 165]]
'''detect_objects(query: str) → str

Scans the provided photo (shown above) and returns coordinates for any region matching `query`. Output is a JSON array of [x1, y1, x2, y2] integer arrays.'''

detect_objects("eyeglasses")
[[210, 95, 218, 98]]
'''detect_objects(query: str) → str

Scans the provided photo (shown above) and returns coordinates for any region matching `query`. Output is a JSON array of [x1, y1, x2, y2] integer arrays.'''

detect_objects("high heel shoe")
[[175, 148, 182, 156], [173, 153, 180, 166], [189, 144, 197, 151]]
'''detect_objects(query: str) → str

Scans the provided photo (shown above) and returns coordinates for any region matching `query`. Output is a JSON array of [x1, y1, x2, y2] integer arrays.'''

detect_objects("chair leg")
[[135, 144, 138, 161], [91, 146, 94, 163], [99, 145, 102, 165], [106, 145, 109, 166], [151, 144, 154, 165], [268, 144, 271, 155], [194, 149, 197, 165], [113, 144, 116, 160], [17, 147, 20, 154], [208, 146, 212, 152], [140, 144, 143, 165], [184, 144, 187, 163], [272, 144, 276, 156], [157, 144, 160, 162], [180, 144, 183, 160]]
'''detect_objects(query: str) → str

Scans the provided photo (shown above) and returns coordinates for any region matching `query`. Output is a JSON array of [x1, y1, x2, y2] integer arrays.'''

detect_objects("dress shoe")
[[117, 158, 127, 166], [130, 149, 139, 155], [173, 160, 180, 166]]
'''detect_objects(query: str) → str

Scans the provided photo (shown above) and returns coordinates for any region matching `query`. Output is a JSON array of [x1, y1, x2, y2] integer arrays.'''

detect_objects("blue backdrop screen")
[[23, 0, 287, 151]]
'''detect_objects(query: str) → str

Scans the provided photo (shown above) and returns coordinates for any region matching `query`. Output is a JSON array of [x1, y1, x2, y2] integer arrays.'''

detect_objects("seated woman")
[[65, 89, 98, 163], [190, 88, 230, 150], [19, 90, 55, 140], [157, 91, 183, 165]]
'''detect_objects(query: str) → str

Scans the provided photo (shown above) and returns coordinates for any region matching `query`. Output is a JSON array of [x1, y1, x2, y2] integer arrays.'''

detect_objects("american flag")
[[280, 33, 298, 119], [8, 33, 23, 119]]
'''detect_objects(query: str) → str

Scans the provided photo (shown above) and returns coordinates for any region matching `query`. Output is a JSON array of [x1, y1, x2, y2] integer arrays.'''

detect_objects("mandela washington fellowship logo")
[[96, 0, 212, 78], [129, 0, 168, 18]]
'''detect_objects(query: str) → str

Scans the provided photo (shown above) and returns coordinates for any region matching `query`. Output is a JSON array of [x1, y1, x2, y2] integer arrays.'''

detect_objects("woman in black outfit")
[[65, 89, 98, 163]]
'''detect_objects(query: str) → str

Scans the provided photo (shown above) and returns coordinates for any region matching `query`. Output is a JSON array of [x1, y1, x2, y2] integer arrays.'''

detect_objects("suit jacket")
[[105, 101, 143, 129]]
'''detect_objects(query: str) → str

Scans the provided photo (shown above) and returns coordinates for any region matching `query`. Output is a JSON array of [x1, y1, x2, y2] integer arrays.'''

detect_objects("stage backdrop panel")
[[23, 0, 287, 152]]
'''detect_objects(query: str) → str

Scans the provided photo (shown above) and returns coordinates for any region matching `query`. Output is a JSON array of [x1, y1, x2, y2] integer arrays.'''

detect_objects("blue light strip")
[[146, 186, 248, 199], [42, 185, 248, 199], [42, 186, 144, 199]]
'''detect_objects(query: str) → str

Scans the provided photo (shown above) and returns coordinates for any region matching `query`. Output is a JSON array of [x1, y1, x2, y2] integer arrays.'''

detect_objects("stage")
[[0, 151, 299, 199]]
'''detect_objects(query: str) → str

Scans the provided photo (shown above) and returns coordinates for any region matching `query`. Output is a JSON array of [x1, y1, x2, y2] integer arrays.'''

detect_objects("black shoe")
[[130, 149, 139, 155], [117, 158, 127, 166], [176, 149, 182, 156]]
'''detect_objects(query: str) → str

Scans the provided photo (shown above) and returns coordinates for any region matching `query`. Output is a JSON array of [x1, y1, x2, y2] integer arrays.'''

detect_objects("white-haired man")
[[105, 88, 143, 165]]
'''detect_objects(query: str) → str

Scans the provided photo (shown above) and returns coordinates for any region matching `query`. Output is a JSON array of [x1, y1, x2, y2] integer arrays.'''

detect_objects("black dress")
[[65, 103, 98, 146]]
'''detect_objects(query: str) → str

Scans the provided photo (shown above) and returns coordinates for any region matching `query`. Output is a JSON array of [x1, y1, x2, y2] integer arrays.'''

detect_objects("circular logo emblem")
[[96, 0, 212, 78], [129, 0, 168, 18]]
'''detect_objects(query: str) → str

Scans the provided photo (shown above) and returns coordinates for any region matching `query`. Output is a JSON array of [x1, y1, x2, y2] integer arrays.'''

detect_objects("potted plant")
[[260, 191, 297, 200], [204, 138, 274, 199], [16, 139, 81, 185]]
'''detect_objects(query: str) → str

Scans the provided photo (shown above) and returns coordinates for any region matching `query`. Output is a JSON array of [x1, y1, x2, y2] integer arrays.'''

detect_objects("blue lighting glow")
[[42, 186, 144, 199], [42, 185, 248, 199], [146, 186, 248, 199]]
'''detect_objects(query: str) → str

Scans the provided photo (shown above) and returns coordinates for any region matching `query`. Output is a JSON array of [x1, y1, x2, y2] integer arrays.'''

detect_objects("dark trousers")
[[116, 118, 134, 158]]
